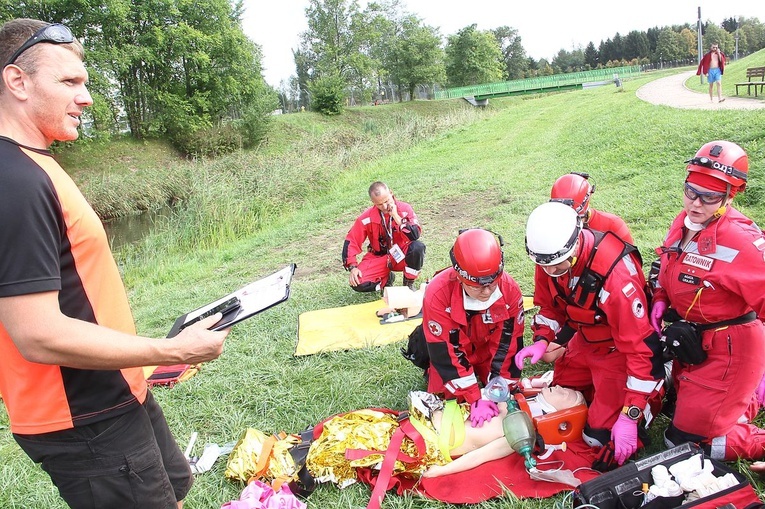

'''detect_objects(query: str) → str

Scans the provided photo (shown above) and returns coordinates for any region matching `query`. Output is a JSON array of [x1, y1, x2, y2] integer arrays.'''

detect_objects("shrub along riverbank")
[[1, 59, 764, 507]]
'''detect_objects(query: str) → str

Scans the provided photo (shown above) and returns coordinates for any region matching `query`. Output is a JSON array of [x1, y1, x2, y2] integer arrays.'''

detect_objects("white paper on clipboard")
[[167, 264, 296, 338]]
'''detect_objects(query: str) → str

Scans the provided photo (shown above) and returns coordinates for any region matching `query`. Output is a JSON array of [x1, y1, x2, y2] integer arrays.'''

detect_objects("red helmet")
[[550, 172, 594, 216], [450, 229, 504, 287], [686, 140, 748, 191]]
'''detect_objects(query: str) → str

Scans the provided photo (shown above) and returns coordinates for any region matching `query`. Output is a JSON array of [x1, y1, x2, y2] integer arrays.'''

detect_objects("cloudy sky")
[[240, 0, 762, 87]]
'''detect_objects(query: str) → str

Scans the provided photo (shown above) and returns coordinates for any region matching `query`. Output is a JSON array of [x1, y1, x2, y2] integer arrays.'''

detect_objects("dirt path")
[[635, 70, 765, 110]]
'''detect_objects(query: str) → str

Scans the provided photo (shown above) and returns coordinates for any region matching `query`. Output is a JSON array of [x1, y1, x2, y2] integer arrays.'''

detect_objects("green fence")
[[435, 65, 642, 100]]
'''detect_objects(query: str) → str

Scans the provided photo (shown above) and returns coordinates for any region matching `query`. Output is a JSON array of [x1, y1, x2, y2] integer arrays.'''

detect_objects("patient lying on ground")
[[421, 385, 586, 477], [305, 385, 586, 485]]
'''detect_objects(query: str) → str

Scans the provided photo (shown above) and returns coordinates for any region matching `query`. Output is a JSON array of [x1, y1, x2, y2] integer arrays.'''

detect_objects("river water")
[[102, 206, 175, 251]]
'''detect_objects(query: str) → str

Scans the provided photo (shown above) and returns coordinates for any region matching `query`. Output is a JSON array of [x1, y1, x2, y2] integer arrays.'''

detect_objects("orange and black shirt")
[[0, 136, 146, 435]]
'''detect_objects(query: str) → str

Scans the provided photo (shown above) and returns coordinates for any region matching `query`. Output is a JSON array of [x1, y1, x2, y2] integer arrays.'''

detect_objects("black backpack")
[[400, 324, 429, 369]]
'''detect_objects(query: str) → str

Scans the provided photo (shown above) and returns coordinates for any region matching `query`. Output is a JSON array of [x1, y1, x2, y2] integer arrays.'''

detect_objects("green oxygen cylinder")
[[502, 399, 537, 469]]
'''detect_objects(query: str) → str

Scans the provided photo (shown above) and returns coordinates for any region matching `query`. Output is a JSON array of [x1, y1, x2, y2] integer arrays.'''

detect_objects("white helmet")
[[526, 202, 582, 266]]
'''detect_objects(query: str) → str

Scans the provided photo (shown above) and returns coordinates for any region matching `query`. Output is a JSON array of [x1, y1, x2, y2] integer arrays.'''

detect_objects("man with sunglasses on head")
[[697, 42, 726, 103], [419, 229, 525, 428], [651, 140, 765, 461], [0, 19, 230, 509], [516, 202, 664, 469]]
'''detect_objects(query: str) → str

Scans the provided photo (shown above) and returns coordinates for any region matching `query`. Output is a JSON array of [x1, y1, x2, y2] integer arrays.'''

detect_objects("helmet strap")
[[713, 184, 732, 219]]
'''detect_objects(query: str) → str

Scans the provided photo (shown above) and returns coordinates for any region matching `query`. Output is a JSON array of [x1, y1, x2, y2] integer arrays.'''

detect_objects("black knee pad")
[[583, 424, 611, 447], [351, 281, 378, 293], [664, 423, 706, 449], [405, 241, 426, 270]]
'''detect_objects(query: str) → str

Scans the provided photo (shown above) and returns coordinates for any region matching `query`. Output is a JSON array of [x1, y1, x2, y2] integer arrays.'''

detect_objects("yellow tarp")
[[294, 296, 536, 357], [295, 299, 420, 356]]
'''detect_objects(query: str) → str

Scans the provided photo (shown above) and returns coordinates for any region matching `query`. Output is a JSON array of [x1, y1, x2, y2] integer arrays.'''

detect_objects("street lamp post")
[[697, 6, 703, 84]]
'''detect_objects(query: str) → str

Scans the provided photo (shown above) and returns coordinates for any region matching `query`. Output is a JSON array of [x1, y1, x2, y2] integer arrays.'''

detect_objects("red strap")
[[399, 417, 427, 459], [345, 417, 426, 464], [342, 415, 427, 509], [366, 425, 406, 509], [589, 231, 628, 276]]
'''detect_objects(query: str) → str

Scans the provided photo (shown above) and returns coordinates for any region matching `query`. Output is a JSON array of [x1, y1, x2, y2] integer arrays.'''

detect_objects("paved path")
[[635, 70, 765, 110]]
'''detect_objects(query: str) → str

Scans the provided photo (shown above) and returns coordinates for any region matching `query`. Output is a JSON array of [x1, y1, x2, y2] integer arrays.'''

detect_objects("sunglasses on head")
[[4, 23, 74, 68], [684, 182, 726, 205]]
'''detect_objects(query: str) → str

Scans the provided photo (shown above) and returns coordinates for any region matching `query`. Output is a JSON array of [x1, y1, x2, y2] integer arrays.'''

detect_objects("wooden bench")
[[735, 66, 765, 97]]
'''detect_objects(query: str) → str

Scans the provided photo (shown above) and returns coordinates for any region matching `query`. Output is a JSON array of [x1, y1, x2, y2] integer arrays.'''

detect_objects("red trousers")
[[551, 335, 629, 432], [672, 321, 765, 460]]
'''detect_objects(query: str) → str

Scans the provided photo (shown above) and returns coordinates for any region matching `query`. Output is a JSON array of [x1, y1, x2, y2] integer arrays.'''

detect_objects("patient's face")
[[540, 385, 582, 410]]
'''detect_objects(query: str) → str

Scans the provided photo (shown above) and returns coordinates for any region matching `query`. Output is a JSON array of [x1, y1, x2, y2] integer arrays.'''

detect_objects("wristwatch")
[[622, 405, 642, 421]]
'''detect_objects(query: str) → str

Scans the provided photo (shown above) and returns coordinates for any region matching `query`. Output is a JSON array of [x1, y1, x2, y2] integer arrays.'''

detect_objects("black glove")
[[592, 441, 619, 472]]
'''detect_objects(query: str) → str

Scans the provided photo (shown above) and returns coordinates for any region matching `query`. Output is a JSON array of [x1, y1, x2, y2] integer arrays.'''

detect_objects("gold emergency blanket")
[[225, 428, 300, 482], [305, 409, 446, 487]]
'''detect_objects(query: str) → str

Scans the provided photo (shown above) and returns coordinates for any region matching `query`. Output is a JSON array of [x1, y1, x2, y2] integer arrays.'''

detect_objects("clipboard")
[[167, 264, 296, 338]]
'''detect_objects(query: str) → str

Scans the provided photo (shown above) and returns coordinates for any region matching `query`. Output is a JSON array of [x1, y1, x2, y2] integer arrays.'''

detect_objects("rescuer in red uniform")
[[651, 140, 765, 460], [422, 229, 525, 428], [544, 172, 637, 368], [516, 202, 664, 465], [342, 181, 425, 292], [550, 172, 634, 244]]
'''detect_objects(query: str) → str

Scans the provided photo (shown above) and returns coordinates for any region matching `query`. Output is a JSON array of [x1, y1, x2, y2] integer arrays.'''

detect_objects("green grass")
[[1, 55, 765, 508]]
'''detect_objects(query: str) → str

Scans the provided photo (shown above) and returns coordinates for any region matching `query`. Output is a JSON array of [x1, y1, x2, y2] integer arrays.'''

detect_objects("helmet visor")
[[454, 264, 502, 286], [526, 226, 579, 266]]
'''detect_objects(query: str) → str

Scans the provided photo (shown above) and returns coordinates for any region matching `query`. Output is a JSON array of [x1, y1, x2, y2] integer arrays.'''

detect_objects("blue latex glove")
[[756, 373, 765, 407], [650, 300, 667, 334], [469, 399, 499, 428], [514, 340, 548, 371], [611, 413, 638, 465]]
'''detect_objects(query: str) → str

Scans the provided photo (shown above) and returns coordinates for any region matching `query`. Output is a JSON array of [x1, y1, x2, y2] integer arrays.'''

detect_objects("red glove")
[[514, 340, 548, 371], [756, 373, 765, 407], [469, 399, 499, 428], [611, 413, 638, 465], [650, 300, 667, 334]]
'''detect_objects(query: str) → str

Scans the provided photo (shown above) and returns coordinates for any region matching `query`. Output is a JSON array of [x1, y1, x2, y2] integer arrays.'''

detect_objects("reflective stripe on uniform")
[[627, 375, 659, 394]]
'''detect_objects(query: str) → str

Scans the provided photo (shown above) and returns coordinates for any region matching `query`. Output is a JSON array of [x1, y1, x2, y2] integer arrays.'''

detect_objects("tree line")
[[2, 0, 277, 157], [284, 0, 764, 114], [3, 1, 763, 151]]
